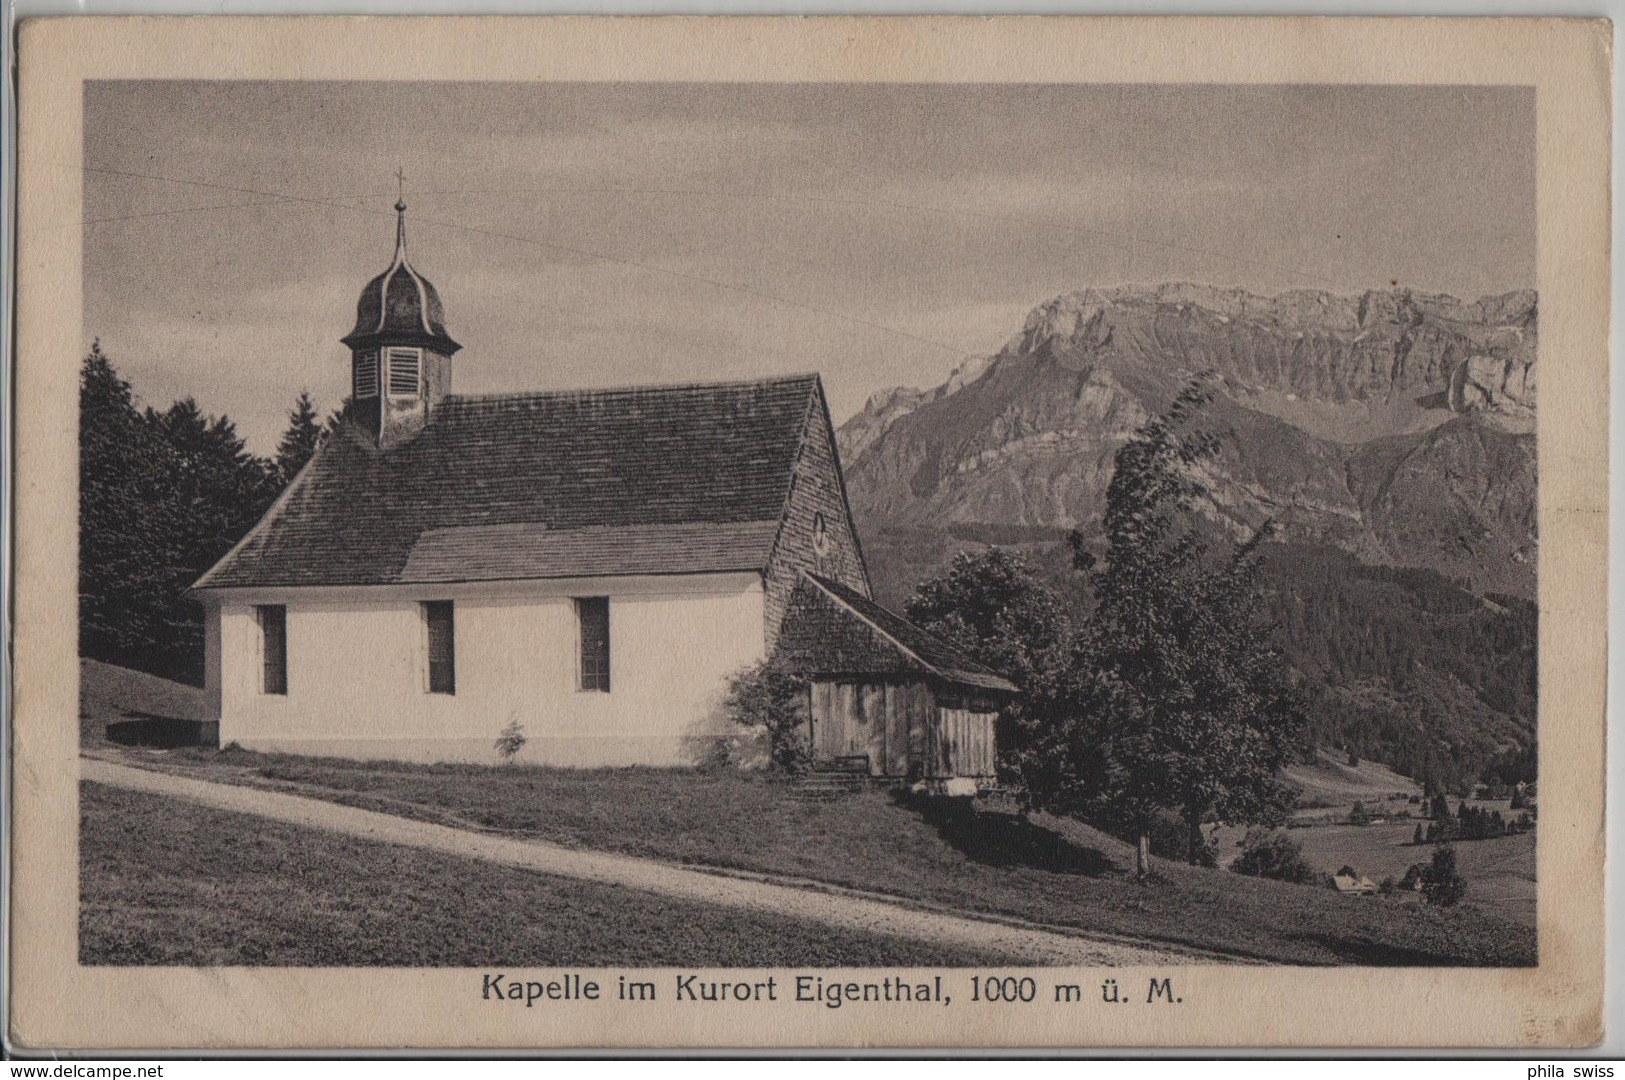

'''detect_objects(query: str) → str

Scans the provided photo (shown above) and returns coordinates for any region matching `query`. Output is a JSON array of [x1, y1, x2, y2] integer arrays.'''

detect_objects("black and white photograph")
[[10, 14, 1610, 1052], [74, 76, 1542, 969]]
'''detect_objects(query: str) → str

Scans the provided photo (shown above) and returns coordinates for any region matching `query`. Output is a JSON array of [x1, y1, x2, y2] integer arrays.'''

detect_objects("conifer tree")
[[79, 341, 183, 665], [1422, 845, 1468, 907], [274, 389, 324, 485], [79, 344, 280, 681]]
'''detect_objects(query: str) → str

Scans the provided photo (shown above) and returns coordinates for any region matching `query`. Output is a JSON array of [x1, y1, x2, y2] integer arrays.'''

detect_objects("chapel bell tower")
[[341, 194, 462, 448]]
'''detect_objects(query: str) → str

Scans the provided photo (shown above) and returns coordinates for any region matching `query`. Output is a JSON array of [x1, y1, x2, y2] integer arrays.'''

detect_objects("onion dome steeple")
[[341, 197, 461, 356], [343, 183, 462, 449]]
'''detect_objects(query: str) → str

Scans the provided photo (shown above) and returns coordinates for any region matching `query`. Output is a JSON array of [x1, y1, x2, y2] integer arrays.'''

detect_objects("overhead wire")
[[78, 161, 1380, 357], [79, 165, 973, 357]]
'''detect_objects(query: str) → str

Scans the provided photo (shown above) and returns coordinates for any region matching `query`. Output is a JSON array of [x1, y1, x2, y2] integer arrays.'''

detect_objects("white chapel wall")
[[205, 573, 766, 767]]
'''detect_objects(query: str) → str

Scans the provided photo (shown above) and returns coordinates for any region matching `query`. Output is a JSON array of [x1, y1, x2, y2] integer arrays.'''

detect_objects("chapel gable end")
[[763, 382, 870, 647]]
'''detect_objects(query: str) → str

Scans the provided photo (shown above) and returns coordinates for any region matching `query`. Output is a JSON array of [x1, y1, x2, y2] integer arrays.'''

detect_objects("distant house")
[[193, 199, 1003, 778], [1332, 871, 1378, 896]]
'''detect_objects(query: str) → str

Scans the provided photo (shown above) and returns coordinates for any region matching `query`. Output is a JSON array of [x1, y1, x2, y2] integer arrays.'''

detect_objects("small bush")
[[722, 661, 811, 775], [1421, 845, 1468, 907], [1143, 812, 1217, 867], [1230, 828, 1318, 884], [494, 719, 527, 763], [213, 742, 259, 766]]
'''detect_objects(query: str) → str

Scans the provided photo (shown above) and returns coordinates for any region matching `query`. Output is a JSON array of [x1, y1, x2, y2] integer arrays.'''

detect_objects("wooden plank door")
[[883, 683, 910, 777], [810, 681, 840, 762], [838, 682, 865, 757], [907, 684, 931, 779], [862, 682, 888, 776], [928, 705, 998, 778]]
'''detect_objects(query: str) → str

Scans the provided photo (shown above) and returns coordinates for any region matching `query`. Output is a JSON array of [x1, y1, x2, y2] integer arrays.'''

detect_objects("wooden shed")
[[774, 573, 1018, 794]]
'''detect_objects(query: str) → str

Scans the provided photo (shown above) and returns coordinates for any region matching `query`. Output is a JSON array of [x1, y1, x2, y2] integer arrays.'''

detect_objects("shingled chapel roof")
[[196, 374, 828, 589]]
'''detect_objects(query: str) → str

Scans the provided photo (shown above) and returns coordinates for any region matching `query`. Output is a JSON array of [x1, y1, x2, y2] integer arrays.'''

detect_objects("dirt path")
[[85, 757, 1192, 966]]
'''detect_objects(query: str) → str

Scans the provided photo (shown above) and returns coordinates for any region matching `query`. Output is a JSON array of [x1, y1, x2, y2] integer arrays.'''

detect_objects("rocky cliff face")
[[838, 355, 995, 464], [838, 283, 1537, 600]]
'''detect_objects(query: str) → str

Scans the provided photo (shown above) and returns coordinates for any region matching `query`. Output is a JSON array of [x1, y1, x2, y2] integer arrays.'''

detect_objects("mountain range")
[[837, 283, 1538, 791]]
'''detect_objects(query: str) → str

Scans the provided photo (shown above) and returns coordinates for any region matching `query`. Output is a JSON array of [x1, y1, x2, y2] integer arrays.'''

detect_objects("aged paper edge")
[[9, 15, 1612, 1051]]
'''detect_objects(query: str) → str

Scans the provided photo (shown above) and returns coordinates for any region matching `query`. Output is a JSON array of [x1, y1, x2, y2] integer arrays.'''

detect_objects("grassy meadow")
[[81, 661, 1536, 966], [1212, 752, 1535, 928], [98, 743, 1535, 966], [80, 781, 1008, 967], [80, 658, 205, 744]]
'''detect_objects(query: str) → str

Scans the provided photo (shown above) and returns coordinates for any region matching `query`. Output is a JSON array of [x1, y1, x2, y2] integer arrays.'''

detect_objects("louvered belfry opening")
[[341, 196, 461, 447], [353, 349, 379, 400], [387, 347, 422, 397]]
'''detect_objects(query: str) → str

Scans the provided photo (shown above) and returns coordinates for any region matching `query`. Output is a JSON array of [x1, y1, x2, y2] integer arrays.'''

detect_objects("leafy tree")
[[906, 548, 1072, 782], [1145, 810, 1219, 867], [275, 390, 324, 484], [1029, 379, 1306, 875], [1421, 845, 1468, 907], [1230, 828, 1318, 884], [1348, 801, 1371, 826], [907, 547, 1071, 688]]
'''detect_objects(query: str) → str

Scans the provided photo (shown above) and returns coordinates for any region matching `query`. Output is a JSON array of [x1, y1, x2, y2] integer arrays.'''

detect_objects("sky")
[[83, 82, 1535, 453]]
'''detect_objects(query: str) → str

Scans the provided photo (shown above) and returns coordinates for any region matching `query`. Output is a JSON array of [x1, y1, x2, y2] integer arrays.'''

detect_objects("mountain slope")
[[841, 283, 1536, 598], [837, 283, 1538, 790]]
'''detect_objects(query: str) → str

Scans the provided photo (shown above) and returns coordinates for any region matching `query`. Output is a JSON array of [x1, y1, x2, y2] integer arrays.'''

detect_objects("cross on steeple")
[[392, 167, 409, 255]]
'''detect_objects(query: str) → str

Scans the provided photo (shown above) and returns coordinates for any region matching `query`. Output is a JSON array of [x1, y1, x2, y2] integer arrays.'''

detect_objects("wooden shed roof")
[[798, 574, 1019, 694]]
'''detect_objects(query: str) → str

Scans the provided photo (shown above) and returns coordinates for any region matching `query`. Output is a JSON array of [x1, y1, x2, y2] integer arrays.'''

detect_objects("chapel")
[[194, 201, 1009, 781]]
